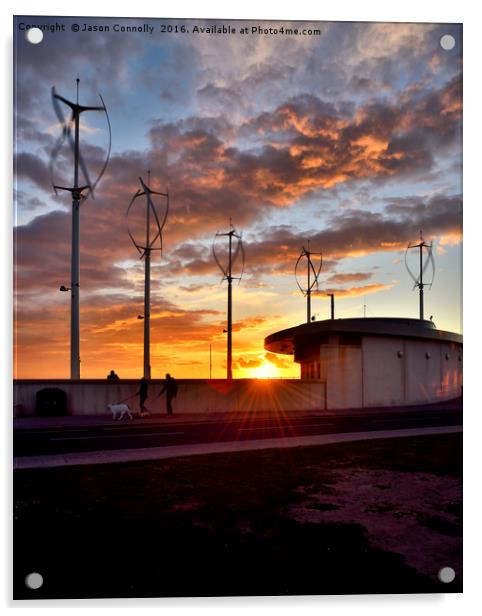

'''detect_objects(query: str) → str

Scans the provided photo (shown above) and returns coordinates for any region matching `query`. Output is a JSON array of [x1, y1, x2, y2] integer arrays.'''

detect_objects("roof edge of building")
[[265, 317, 463, 354]]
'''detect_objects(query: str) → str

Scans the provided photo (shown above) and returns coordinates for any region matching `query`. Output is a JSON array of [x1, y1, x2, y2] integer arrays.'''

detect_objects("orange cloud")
[[326, 272, 374, 284], [323, 283, 394, 298], [14, 59, 462, 380]]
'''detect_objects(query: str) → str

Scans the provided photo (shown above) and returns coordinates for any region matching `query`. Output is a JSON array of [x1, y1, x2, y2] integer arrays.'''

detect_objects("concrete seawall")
[[13, 379, 327, 417]]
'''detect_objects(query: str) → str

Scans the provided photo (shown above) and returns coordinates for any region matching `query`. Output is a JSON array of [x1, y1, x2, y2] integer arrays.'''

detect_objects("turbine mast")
[[295, 244, 322, 323], [127, 172, 169, 379], [51, 78, 111, 378], [405, 230, 435, 321], [213, 222, 244, 379]]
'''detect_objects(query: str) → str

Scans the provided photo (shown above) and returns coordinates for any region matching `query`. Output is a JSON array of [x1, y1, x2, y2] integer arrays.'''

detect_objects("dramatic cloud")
[[326, 272, 374, 284], [13, 18, 463, 377], [233, 356, 264, 370], [265, 352, 292, 369], [322, 283, 394, 298], [14, 152, 52, 192]]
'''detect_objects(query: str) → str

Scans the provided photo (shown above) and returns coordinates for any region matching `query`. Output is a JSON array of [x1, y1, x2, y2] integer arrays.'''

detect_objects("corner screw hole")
[[26, 28, 44, 44], [440, 34, 455, 51], [25, 572, 44, 590], [438, 566, 456, 583]]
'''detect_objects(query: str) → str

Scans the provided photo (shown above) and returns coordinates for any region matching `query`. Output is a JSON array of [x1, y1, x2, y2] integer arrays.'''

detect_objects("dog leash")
[[116, 394, 136, 404]]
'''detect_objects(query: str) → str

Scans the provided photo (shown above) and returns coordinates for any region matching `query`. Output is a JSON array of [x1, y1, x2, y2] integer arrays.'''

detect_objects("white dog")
[[107, 403, 133, 420]]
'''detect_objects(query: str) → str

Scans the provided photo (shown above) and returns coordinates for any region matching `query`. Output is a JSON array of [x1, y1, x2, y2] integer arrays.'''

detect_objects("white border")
[[2, 1, 480, 614]]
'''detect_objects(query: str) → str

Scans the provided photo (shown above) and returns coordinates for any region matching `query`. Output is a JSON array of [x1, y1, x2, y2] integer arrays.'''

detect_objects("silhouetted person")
[[158, 373, 178, 416], [107, 369, 120, 381], [136, 376, 150, 417]]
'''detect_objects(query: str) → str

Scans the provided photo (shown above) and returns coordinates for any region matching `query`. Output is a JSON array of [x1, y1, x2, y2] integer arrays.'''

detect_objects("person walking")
[[136, 376, 151, 417], [158, 373, 178, 416]]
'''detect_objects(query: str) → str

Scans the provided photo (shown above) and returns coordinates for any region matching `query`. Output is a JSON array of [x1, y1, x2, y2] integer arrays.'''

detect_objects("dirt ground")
[[286, 467, 462, 580], [14, 433, 462, 598]]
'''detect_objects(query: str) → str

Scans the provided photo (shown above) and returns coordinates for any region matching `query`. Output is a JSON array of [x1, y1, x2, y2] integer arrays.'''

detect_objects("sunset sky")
[[13, 17, 462, 379]]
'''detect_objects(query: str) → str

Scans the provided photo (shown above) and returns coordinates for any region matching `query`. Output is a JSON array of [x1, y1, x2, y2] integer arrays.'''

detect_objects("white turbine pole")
[[295, 245, 322, 324], [213, 222, 244, 381], [405, 230, 435, 322], [71, 80, 81, 379], [127, 173, 169, 380], [51, 78, 110, 379], [143, 170, 151, 380]]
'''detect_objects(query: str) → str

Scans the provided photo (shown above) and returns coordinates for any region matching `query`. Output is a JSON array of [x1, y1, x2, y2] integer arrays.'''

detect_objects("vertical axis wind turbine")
[[213, 222, 245, 380], [50, 78, 111, 379], [295, 244, 322, 323], [127, 171, 169, 379], [405, 230, 435, 320]]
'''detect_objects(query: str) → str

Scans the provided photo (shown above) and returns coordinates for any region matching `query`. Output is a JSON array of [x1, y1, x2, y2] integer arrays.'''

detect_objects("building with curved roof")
[[265, 317, 462, 409]]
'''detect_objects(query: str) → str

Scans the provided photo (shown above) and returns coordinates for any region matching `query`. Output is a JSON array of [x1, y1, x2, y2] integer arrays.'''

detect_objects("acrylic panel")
[[13, 16, 462, 599]]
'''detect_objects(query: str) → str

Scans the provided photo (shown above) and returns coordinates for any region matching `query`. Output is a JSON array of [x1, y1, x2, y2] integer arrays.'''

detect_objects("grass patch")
[[14, 433, 462, 598]]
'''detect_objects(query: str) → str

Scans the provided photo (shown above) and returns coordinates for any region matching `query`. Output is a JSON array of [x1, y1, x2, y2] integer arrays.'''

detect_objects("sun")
[[250, 360, 279, 379]]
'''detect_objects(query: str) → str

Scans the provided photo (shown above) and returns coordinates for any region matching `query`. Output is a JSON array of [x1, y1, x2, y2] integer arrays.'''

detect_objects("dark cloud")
[[384, 194, 462, 232], [232, 192, 462, 276], [197, 83, 245, 116], [13, 19, 462, 377], [14, 16, 145, 117], [142, 189, 459, 281], [14, 152, 52, 192], [348, 76, 384, 94], [14, 190, 51, 213], [16, 56, 462, 258]]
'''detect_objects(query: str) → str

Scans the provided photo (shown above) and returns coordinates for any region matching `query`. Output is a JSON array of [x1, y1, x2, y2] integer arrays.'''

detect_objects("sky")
[[13, 16, 462, 379]]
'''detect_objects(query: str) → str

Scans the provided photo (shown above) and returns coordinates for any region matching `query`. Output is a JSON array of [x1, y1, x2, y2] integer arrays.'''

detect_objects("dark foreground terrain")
[[14, 433, 462, 599]]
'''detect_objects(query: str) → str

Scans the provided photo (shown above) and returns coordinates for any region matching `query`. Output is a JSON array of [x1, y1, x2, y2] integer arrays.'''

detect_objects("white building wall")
[[440, 344, 462, 398], [320, 335, 462, 410], [320, 345, 362, 409], [405, 339, 442, 403], [362, 337, 405, 407]]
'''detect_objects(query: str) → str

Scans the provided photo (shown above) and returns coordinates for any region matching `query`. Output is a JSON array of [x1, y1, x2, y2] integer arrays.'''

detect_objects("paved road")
[[13, 407, 462, 458]]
